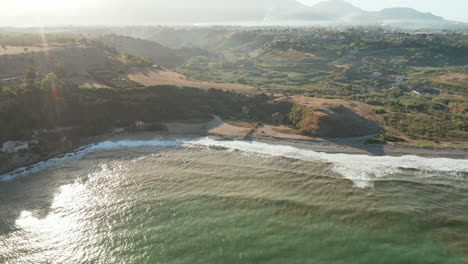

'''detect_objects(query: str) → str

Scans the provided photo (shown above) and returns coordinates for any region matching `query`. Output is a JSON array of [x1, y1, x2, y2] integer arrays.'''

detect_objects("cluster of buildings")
[[1, 127, 74, 154], [1, 140, 38, 153]]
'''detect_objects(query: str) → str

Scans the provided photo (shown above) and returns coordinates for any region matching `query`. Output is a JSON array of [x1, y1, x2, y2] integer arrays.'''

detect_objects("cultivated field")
[[127, 68, 257, 94], [436, 73, 468, 85]]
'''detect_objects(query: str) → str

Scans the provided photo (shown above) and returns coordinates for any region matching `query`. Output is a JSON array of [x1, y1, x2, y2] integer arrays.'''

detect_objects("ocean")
[[1, 137, 467, 263]]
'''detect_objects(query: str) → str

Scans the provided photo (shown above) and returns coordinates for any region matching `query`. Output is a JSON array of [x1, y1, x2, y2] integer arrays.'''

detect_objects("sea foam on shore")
[[185, 138, 468, 188], [1, 137, 467, 188]]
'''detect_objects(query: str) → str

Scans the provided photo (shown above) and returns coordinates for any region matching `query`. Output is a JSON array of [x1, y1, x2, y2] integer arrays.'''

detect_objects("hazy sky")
[[299, 0, 468, 22], [0, 0, 467, 26]]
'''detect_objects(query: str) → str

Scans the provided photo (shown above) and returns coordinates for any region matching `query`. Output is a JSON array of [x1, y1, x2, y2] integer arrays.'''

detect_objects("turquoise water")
[[0, 138, 467, 263]]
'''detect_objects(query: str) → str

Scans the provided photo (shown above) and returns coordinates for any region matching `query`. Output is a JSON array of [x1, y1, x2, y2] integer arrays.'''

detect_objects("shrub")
[[372, 108, 386, 114], [417, 143, 434, 148], [447, 130, 468, 139], [365, 138, 387, 145], [367, 132, 405, 144], [288, 104, 317, 135], [1, 86, 16, 97], [380, 132, 405, 142]]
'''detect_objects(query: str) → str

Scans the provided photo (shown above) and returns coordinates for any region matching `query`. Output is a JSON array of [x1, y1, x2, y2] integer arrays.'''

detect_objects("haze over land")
[[0, 0, 467, 28]]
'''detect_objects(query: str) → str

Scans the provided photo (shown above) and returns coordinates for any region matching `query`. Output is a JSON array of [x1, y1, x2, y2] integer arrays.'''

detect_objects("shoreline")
[[249, 135, 468, 160], [107, 130, 468, 160], [1, 118, 467, 177]]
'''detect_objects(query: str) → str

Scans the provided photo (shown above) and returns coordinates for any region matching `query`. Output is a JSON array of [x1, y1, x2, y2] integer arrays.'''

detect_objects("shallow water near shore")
[[1, 138, 468, 263]]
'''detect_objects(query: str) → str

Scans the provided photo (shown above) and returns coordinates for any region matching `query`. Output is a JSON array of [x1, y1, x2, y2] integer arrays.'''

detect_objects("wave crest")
[[2, 137, 467, 188]]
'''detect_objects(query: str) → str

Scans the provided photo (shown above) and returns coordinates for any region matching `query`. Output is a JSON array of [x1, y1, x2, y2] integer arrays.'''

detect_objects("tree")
[[24, 68, 38, 90], [1, 87, 16, 97], [40, 73, 69, 127], [41, 73, 64, 92]]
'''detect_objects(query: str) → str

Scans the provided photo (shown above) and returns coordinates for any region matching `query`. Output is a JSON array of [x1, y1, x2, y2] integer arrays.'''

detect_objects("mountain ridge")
[[0, 0, 465, 28], [265, 0, 459, 26]]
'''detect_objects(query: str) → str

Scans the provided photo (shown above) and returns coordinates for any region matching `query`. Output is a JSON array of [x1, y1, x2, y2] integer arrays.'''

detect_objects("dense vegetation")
[[348, 92, 467, 139], [176, 27, 468, 94]]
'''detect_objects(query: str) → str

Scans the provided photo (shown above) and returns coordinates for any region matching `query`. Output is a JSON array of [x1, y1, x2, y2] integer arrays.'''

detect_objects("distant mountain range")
[[105, 0, 466, 28], [1, 0, 466, 28], [211, 0, 460, 27]]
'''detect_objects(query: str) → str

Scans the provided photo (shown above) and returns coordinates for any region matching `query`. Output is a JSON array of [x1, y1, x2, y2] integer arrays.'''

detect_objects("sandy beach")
[[107, 116, 468, 160]]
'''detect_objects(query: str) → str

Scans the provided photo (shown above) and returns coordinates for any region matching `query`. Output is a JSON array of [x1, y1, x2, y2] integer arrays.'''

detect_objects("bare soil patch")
[[225, 121, 257, 128], [436, 73, 468, 84]]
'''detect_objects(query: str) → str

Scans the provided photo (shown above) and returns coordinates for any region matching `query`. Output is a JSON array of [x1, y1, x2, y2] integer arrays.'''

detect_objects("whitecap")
[[183, 138, 468, 188], [2, 137, 467, 189]]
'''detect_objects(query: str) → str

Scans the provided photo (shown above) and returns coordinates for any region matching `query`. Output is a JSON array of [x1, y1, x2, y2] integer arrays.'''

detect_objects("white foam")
[[183, 138, 468, 188], [1, 137, 467, 188], [0, 139, 182, 182]]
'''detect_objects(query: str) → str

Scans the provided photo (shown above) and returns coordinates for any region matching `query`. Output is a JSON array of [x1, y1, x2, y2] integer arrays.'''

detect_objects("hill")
[[279, 96, 384, 138], [0, 46, 115, 78], [95, 36, 185, 68], [267, 0, 460, 26], [376, 8, 444, 22]]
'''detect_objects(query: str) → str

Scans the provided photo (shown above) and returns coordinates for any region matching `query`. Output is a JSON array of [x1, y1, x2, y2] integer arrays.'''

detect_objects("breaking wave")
[[184, 138, 468, 188], [1, 137, 467, 188]]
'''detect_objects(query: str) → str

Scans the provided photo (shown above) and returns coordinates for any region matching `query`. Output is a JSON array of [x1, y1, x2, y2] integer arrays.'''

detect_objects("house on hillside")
[[271, 112, 285, 126], [372, 72, 383, 78], [134, 120, 151, 131], [388, 84, 401, 91], [390, 75, 409, 83], [1, 141, 29, 153]]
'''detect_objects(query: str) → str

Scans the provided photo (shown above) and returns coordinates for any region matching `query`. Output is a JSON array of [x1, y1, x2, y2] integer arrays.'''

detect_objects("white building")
[[135, 121, 146, 128], [372, 72, 383, 78], [1, 141, 29, 153], [390, 75, 409, 83]]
